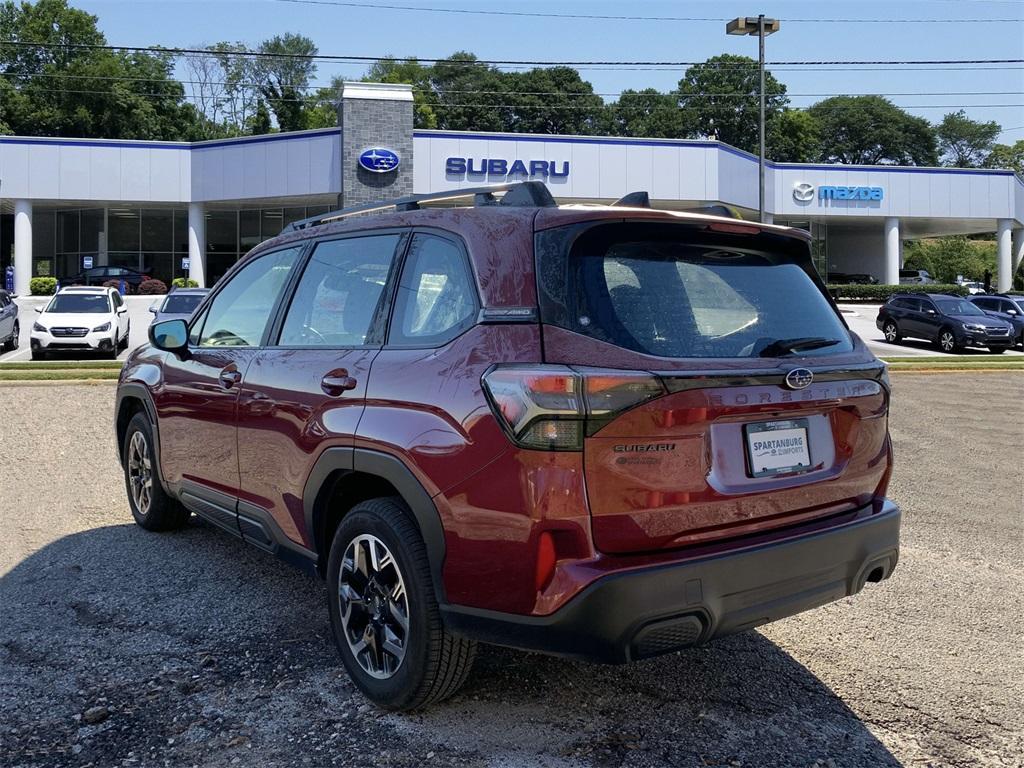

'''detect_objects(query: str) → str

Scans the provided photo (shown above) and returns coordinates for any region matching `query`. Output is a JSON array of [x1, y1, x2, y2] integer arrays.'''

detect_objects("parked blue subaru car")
[[968, 294, 1024, 349]]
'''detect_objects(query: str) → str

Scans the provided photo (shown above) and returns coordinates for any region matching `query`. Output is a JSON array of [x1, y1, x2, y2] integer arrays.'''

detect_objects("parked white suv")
[[31, 286, 129, 360]]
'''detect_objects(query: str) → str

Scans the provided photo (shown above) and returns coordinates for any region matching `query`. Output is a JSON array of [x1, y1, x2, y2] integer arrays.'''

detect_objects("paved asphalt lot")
[[3, 297, 1022, 363], [1, 374, 1022, 768]]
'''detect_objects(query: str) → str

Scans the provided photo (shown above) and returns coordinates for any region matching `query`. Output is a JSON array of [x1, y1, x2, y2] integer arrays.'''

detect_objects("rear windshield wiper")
[[758, 337, 843, 357]]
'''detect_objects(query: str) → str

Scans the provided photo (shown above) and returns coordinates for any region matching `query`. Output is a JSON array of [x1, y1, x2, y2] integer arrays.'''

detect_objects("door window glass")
[[197, 247, 301, 347], [278, 235, 400, 347], [390, 235, 477, 346]]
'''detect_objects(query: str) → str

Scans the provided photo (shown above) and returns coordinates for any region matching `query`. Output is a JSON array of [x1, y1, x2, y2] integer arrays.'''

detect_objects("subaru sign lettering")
[[446, 157, 570, 179], [819, 185, 884, 201], [358, 147, 400, 173]]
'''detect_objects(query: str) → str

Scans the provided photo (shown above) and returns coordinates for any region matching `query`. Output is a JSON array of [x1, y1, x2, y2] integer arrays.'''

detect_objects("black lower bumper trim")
[[442, 500, 900, 663]]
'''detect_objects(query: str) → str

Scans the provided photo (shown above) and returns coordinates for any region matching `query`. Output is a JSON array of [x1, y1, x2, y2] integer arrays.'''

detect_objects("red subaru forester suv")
[[116, 182, 899, 710]]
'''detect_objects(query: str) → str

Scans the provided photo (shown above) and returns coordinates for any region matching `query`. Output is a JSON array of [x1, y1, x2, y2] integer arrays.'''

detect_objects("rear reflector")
[[482, 365, 665, 450], [535, 531, 557, 591]]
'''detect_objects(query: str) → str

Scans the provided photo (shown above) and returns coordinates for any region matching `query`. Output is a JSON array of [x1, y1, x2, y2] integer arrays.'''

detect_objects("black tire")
[[882, 320, 901, 345], [122, 412, 189, 531], [988, 346, 1006, 354], [327, 498, 476, 711], [119, 325, 130, 351], [936, 327, 962, 354], [30, 348, 46, 361], [2, 322, 18, 352]]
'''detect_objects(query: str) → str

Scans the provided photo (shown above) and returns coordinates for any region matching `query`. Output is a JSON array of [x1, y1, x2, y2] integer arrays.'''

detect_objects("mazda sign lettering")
[[358, 147, 400, 173]]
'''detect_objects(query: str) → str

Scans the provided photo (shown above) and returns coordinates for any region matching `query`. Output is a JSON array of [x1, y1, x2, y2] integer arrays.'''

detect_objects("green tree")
[[503, 67, 605, 135], [0, 0, 205, 140], [983, 140, 1024, 175], [767, 109, 821, 163], [610, 88, 682, 138], [249, 99, 272, 134], [430, 52, 510, 132], [808, 96, 938, 165], [936, 110, 1000, 167], [255, 33, 317, 132], [364, 57, 437, 128], [903, 237, 996, 283], [676, 54, 788, 153]]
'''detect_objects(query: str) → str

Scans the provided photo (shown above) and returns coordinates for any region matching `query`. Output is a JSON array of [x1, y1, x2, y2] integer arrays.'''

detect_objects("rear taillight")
[[482, 365, 666, 451]]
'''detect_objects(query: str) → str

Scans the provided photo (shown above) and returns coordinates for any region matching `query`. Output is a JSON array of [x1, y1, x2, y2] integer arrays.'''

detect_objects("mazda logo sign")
[[793, 182, 814, 202], [785, 368, 814, 390]]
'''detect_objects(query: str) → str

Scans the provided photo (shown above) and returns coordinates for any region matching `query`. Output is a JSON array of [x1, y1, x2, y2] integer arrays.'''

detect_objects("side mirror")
[[117, 306, 127, 314], [926, 309, 937, 315], [1007, 309, 1019, 316], [149, 318, 188, 353], [34, 307, 43, 314], [148, 306, 158, 314]]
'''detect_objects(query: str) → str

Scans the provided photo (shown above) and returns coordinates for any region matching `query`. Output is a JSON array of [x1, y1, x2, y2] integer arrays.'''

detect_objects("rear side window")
[[540, 223, 852, 359], [389, 234, 477, 347]]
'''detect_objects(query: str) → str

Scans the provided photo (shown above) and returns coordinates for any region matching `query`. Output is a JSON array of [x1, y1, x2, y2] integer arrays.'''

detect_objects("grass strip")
[[880, 355, 1022, 363], [887, 363, 1023, 372], [0, 360, 124, 370], [0, 369, 122, 381]]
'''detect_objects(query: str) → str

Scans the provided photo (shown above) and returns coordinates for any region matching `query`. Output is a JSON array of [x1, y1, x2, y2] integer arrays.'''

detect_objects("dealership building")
[[2, 81, 1022, 295]]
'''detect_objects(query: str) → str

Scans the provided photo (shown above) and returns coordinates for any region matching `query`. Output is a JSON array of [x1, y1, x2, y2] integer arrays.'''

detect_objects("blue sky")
[[75, 0, 1024, 141]]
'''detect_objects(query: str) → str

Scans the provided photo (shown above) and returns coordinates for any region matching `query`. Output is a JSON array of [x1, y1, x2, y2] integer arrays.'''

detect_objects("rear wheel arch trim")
[[304, 447, 448, 604]]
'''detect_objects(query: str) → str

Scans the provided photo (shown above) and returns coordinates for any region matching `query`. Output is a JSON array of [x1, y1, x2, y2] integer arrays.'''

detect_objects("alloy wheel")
[[940, 331, 955, 352], [127, 431, 153, 515], [884, 323, 898, 343], [338, 534, 410, 680]]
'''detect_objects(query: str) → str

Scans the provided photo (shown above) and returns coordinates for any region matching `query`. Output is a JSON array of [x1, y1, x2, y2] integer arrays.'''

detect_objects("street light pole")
[[726, 15, 780, 224], [758, 14, 766, 224]]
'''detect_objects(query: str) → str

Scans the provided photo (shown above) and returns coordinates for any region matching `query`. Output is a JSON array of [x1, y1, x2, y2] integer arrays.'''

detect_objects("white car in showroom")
[[30, 286, 130, 360]]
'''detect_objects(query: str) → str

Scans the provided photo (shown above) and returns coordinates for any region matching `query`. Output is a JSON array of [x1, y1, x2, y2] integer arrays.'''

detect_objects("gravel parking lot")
[[1, 374, 1022, 768]]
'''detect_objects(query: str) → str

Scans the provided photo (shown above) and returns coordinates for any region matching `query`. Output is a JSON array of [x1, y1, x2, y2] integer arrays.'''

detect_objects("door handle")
[[321, 370, 358, 396], [219, 367, 242, 389]]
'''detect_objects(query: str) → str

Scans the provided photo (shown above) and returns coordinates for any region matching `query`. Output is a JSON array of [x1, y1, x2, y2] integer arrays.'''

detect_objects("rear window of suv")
[[537, 222, 852, 359]]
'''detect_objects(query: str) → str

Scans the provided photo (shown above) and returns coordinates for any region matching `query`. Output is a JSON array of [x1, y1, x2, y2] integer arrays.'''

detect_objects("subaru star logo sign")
[[784, 367, 814, 390], [793, 182, 814, 202], [358, 147, 400, 173]]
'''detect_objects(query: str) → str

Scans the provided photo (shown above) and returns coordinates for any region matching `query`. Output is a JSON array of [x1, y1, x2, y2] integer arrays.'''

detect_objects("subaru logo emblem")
[[792, 182, 814, 202], [785, 368, 814, 390], [358, 147, 400, 173]]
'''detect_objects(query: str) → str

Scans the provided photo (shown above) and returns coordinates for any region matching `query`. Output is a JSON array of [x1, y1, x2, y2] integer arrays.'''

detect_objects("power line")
[[1, 39, 1021, 68], [3, 71, 1020, 99], [271, 0, 1023, 24], [9, 83, 1022, 111]]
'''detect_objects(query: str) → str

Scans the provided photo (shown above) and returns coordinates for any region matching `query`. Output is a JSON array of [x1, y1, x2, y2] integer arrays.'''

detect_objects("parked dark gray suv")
[[968, 294, 1024, 348], [876, 293, 1015, 353]]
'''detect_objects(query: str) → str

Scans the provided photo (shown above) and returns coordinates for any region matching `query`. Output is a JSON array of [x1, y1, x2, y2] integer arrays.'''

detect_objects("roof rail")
[[679, 203, 742, 219], [284, 180, 556, 232]]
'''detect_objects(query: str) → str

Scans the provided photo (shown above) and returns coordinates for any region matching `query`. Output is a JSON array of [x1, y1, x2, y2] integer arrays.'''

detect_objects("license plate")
[[744, 418, 812, 477]]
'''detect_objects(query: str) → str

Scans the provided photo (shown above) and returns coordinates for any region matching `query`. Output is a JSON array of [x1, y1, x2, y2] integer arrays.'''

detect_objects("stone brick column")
[[338, 82, 414, 208]]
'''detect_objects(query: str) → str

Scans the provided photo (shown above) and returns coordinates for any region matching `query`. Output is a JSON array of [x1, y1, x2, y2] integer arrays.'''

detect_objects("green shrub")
[[171, 277, 199, 288], [903, 237, 996, 284], [29, 277, 57, 295], [138, 278, 168, 295], [828, 283, 968, 301]]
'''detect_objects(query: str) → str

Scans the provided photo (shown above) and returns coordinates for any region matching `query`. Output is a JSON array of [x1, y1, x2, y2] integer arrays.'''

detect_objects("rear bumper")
[[443, 500, 900, 663]]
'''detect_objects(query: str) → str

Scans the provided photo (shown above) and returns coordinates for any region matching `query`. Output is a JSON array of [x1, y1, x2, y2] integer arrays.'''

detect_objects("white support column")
[[13, 200, 32, 296], [996, 219, 1012, 293], [1011, 227, 1024, 280], [762, 212, 774, 225], [884, 217, 900, 286], [187, 203, 206, 288]]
